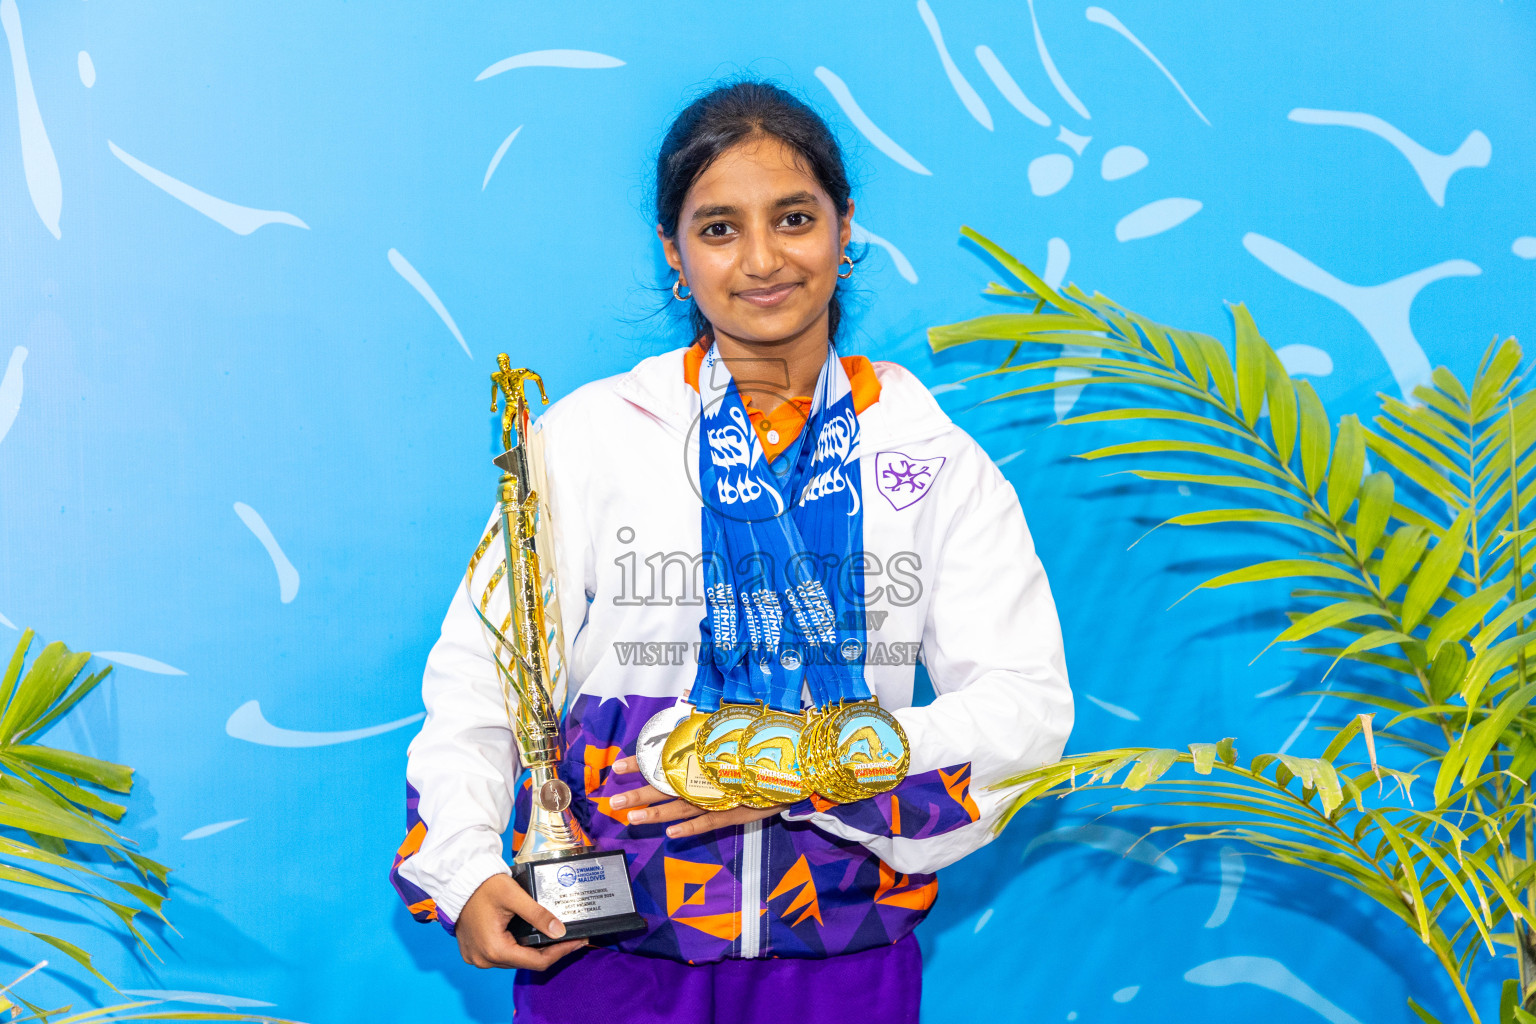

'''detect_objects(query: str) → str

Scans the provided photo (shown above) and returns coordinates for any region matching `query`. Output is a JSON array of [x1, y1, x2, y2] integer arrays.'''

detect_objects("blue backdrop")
[[2, 1, 1533, 1020]]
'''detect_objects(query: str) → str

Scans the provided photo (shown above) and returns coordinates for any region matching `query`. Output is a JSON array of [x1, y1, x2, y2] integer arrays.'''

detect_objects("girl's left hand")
[[609, 755, 785, 837]]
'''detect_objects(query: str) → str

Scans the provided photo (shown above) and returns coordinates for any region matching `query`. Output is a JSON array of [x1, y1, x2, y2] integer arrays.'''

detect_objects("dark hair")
[[655, 80, 856, 341]]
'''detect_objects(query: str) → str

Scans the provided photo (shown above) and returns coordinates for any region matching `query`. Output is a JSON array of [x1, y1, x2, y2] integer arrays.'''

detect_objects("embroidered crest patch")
[[875, 451, 944, 511]]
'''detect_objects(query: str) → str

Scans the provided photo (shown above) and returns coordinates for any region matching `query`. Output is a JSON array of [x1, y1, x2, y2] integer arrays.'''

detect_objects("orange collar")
[[683, 340, 881, 461]]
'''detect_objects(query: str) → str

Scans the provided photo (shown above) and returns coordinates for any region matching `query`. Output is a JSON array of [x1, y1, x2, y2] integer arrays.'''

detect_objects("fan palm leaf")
[[934, 227, 1536, 1024]]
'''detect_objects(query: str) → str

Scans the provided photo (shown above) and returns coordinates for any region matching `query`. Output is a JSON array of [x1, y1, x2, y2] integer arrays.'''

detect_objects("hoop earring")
[[672, 276, 692, 301], [837, 254, 854, 279]]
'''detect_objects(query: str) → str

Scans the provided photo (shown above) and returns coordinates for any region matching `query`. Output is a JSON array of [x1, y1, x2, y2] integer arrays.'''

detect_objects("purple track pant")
[[513, 934, 922, 1023]]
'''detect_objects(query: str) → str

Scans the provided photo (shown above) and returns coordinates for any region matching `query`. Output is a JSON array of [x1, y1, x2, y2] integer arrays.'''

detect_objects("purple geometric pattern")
[[784, 763, 981, 840], [392, 693, 979, 961]]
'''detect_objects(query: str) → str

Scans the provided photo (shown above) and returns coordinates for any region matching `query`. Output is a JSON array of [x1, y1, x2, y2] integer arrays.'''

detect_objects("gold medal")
[[802, 706, 857, 803], [698, 704, 776, 808], [822, 701, 910, 798], [661, 709, 737, 810], [739, 710, 809, 804], [797, 708, 825, 795]]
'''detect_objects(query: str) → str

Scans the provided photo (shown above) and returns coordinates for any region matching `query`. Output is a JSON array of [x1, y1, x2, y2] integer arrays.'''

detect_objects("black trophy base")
[[509, 848, 646, 948]]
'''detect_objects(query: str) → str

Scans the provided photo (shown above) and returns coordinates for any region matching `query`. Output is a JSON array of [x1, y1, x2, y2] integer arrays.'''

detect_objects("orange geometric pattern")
[[939, 764, 981, 823], [664, 857, 721, 915], [663, 857, 740, 940], [672, 911, 741, 941], [396, 821, 426, 860], [585, 744, 629, 824], [585, 744, 624, 792], [766, 854, 823, 927], [874, 861, 938, 911]]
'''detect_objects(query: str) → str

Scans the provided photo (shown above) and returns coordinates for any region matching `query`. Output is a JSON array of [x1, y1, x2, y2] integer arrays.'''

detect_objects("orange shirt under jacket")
[[682, 340, 881, 462]]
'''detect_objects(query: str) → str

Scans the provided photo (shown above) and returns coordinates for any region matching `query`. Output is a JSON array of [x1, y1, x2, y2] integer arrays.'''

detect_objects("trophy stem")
[[514, 762, 592, 864]]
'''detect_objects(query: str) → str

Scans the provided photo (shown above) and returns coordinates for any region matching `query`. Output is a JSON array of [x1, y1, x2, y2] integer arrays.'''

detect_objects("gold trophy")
[[468, 355, 644, 947]]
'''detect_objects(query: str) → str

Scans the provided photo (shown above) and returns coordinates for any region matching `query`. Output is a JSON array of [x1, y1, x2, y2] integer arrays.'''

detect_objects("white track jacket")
[[390, 345, 1073, 963]]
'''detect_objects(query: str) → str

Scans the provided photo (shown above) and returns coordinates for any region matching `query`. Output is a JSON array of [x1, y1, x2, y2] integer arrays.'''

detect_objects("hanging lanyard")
[[690, 343, 871, 715]]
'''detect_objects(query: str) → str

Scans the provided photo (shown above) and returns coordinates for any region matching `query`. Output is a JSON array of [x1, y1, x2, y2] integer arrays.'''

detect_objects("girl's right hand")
[[609, 755, 787, 838], [456, 873, 587, 970]]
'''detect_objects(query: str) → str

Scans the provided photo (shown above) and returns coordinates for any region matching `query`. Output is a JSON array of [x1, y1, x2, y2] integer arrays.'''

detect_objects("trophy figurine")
[[468, 355, 644, 946]]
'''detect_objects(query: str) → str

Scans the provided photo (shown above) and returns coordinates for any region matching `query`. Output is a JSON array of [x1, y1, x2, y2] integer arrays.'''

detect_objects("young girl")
[[391, 80, 1072, 1024]]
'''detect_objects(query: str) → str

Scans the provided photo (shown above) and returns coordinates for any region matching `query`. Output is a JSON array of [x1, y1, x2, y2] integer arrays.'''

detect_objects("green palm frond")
[[936, 226, 1534, 1024], [0, 630, 172, 988]]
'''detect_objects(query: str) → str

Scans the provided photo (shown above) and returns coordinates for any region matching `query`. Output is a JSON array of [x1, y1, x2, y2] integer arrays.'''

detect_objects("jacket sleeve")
[[781, 438, 1073, 874], [390, 555, 518, 933]]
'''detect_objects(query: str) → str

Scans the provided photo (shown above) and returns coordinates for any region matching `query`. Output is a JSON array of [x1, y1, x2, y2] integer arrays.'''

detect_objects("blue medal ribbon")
[[691, 342, 872, 715]]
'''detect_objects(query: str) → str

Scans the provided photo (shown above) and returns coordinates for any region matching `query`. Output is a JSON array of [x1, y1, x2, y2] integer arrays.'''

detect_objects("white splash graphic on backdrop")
[[0, 612, 15, 630], [1288, 109, 1489, 206], [1029, 153, 1074, 196], [1056, 127, 1091, 155], [1112, 986, 1141, 1003], [483, 125, 522, 190], [814, 67, 931, 175], [2, 0, 62, 239], [77, 51, 95, 88], [851, 220, 918, 283], [1086, 7, 1211, 125], [1025, 824, 1178, 873], [387, 248, 473, 359], [97, 651, 186, 675], [1045, 235, 1072, 284], [0, 346, 26, 446], [1243, 232, 1480, 398], [476, 49, 624, 81], [122, 990, 275, 1009], [1085, 693, 1141, 721], [1026, 0, 1090, 119], [973, 46, 1051, 126], [1276, 344, 1333, 377], [1204, 846, 1245, 928], [181, 819, 247, 841], [1044, 238, 1101, 421], [226, 700, 424, 748], [233, 502, 300, 603], [917, 0, 992, 130], [1116, 198, 1202, 241], [109, 142, 309, 236], [1514, 237, 1536, 260], [1278, 691, 1328, 755], [1185, 957, 1363, 1024], [1101, 145, 1147, 180], [994, 449, 1025, 467]]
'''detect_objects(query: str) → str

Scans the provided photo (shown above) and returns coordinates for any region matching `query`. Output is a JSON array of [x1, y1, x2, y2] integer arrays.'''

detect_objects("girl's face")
[[660, 135, 852, 350]]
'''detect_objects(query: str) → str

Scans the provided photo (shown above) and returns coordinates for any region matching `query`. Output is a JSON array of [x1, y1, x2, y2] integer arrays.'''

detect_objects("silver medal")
[[635, 702, 690, 798]]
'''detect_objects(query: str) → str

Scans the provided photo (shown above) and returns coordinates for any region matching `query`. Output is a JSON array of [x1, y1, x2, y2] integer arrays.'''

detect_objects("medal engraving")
[[740, 710, 808, 803], [823, 703, 910, 799], [661, 710, 736, 809], [700, 704, 777, 808]]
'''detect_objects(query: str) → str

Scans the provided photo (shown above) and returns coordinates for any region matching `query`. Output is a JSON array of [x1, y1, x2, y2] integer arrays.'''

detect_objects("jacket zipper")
[[739, 819, 763, 958]]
